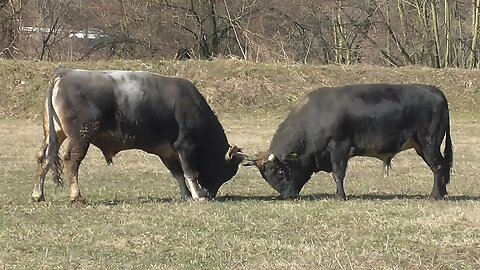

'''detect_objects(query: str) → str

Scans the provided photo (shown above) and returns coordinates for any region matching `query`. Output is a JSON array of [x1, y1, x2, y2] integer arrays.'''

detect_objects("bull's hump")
[[108, 72, 147, 121], [291, 95, 310, 114]]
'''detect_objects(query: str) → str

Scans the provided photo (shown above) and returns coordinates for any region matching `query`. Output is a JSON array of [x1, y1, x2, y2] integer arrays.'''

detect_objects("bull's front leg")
[[328, 140, 350, 201], [175, 132, 210, 201], [177, 153, 208, 201], [158, 151, 192, 200], [183, 171, 208, 201]]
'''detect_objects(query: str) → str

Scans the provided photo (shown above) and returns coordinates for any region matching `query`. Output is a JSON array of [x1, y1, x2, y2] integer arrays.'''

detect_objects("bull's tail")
[[46, 77, 63, 187], [443, 108, 453, 184]]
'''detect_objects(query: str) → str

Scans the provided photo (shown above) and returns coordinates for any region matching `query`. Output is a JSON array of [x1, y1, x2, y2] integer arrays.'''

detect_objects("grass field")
[[0, 60, 479, 269], [0, 110, 479, 269]]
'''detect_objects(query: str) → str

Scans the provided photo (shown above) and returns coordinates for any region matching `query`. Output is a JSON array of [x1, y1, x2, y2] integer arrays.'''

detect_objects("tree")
[[0, 0, 20, 58]]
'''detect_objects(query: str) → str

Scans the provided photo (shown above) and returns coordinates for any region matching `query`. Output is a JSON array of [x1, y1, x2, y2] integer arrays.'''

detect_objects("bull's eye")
[[277, 170, 284, 176]]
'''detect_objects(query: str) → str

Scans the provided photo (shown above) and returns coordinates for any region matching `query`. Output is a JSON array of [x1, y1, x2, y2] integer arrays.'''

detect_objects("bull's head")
[[243, 151, 311, 199], [199, 145, 247, 198]]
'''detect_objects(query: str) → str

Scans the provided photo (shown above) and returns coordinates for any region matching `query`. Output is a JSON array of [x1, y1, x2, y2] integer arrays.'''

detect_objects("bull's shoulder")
[[50, 68, 73, 79]]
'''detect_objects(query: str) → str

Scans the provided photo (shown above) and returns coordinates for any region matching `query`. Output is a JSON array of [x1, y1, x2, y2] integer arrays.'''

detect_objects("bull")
[[245, 84, 453, 200], [33, 68, 246, 203]]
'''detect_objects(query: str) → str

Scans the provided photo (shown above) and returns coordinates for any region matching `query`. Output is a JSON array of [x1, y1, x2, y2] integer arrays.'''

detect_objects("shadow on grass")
[[446, 195, 480, 201], [91, 195, 175, 206], [216, 193, 480, 202], [87, 193, 480, 206]]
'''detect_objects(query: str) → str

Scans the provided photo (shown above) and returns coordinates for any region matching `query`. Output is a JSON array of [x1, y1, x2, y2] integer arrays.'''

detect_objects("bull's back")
[[306, 84, 446, 124], [344, 84, 446, 133], [53, 69, 222, 149], [302, 84, 448, 153]]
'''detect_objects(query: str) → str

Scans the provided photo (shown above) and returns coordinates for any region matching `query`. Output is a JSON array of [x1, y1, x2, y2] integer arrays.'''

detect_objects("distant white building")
[[21, 26, 106, 39]]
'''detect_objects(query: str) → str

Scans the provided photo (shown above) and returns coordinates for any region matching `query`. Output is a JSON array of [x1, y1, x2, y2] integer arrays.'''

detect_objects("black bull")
[[244, 84, 453, 200], [33, 68, 246, 203]]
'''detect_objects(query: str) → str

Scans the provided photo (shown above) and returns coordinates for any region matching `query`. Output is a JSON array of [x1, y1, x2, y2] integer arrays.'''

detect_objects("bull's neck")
[[270, 123, 305, 158], [201, 116, 230, 158]]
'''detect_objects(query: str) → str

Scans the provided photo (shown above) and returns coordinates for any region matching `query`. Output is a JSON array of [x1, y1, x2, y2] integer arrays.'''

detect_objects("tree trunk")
[[0, 0, 15, 59], [208, 0, 219, 57], [336, 7, 349, 64], [397, 0, 407, 45], [468, 0, 480, 68], [444, 0, 451, 67], [431, 0, 442, 68], [333, 14, 341, 64]]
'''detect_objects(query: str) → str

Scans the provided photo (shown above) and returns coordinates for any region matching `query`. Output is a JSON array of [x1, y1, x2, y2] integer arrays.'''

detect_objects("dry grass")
[[1, 60, 479, 269], [0, 113, 479, 269]]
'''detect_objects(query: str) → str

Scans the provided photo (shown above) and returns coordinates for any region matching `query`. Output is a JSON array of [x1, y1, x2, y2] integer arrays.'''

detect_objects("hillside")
[[0, 59, 478, 119]]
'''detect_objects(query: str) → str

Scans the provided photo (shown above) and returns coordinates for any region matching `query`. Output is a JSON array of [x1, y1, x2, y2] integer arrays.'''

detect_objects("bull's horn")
[[268, 153, 275, 161], [225, 145, 240, 161]]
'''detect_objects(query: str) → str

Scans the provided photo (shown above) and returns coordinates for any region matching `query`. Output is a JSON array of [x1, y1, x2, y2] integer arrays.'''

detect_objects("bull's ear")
[[283, 152, 298, 163]]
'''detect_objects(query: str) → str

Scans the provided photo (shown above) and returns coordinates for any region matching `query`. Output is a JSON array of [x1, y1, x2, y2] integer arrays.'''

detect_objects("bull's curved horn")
[[225, 145, 239, 161], [226, 145, 249, 162], [268, 153, 276, 161], [225, 146, 234, 161]]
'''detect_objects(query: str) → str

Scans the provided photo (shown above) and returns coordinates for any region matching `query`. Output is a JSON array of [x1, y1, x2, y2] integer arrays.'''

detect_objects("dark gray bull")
[[33, 68, 246, 203], [245, 84, 453, 200]]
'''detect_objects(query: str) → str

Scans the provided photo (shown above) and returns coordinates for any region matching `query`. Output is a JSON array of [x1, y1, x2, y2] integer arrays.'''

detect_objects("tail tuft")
[[383, 157, 392, 177], [443, 107, 453, 185]]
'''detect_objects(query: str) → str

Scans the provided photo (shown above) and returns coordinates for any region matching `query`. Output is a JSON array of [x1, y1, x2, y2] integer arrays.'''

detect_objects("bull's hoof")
[[277, 195, 299, 201], [193, 197, 211, 202], [334, 194, 347, 201], [180, 195, 193, 201], [430, 193, 449, 200], [31, 195, 46, 203], [70, 197, 87, 207]]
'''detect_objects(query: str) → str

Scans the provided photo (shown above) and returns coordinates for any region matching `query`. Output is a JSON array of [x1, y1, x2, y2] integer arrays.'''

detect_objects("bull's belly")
[[91, 130, 176, 164], [349, 137, 420, 162]]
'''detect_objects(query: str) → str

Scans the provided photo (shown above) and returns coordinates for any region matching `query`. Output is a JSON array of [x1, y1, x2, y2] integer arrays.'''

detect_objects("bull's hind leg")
[[32, 131, 66, 202], [63, 139, 90, 204], [417, 137, 448, 200], [33, 143, 49, 202]]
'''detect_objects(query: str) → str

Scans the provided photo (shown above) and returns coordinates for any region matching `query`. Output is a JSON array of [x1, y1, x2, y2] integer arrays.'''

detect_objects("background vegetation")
[[3, 0, 480, 68], [0, 59, 479, 119]]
